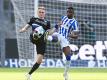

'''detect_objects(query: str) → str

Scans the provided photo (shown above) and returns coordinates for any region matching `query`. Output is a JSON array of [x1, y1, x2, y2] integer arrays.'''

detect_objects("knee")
[[63, 46, 71, 54], [36, 59, 42, 64], [36, 57, 43, 64], [66, 54, 71, 61]]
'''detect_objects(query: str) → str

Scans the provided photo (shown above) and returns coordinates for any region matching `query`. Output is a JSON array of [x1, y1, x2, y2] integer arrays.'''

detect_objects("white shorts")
[[52, 32, 70, 49]]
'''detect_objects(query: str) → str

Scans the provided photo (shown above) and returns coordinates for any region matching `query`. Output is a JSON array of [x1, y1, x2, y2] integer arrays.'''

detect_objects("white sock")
[[64, 60, 70, 73], [47, 35, 52, 41]]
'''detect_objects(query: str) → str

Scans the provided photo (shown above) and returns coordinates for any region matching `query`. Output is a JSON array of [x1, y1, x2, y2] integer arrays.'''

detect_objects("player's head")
[[37, 6, 46, 19], [66, 6, 74, 19]]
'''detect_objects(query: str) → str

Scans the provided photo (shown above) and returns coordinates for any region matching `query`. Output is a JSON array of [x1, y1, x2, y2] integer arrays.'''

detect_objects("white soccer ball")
[[33, 26, 45, 39]]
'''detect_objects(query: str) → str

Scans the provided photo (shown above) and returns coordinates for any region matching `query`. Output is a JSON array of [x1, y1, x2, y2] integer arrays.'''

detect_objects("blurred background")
[[0, 0, 107, 68]]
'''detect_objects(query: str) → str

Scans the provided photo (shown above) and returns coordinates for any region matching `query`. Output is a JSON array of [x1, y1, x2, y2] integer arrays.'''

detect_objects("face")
[[67, 9, 74, 19], [38, 8, 45, 19]]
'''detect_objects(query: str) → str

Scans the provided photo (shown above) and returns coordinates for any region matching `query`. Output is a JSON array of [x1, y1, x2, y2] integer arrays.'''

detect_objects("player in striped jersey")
[[47, 6, 79, 80]]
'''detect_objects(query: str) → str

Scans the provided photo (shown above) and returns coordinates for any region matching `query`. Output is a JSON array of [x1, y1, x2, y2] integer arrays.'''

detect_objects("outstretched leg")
[[63, 46, 72, 80], [26, 54, 43, 80]]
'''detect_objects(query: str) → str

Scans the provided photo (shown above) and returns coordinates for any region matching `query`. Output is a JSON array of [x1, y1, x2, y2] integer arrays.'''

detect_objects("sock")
[[47, 36, 52, 41], [28, 62, 40, 75], [65, 60, 70, 73], [66, 53, 71, 61], [47, 36, 58, 42], [52, 36, 58, 42], [64, 53, 71, 73]]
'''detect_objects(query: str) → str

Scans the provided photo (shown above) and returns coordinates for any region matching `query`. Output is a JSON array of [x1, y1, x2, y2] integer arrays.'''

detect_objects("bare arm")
[[19, 24, 30, 33], [46, 21, 62, 35], [47, 28, 56, 35]]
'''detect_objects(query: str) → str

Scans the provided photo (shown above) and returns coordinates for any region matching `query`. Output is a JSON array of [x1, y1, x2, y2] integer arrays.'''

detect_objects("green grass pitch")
[[0, 68, 107, 80]]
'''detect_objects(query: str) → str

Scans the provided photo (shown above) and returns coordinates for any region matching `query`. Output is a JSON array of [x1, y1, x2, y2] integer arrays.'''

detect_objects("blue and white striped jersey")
[[58, 16, 79, 38]]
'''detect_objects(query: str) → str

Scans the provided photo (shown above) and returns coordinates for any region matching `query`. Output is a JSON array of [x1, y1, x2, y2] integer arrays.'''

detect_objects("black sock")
[[28, 62, 40, 75]]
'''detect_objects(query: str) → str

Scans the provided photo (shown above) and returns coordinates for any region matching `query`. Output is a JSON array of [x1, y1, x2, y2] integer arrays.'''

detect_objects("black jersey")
[[28, 17, 50, 44], [28, 17, 50, 31]]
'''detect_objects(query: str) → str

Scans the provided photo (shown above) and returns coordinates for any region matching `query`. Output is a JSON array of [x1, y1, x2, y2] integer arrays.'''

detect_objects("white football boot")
[[25, 73, 32, 80]]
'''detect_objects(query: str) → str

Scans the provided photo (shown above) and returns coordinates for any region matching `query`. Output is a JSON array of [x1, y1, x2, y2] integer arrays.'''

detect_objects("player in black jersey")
[[19, 6, 51, 80]]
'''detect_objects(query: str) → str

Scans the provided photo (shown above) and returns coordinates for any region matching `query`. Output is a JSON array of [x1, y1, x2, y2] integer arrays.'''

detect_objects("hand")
[[19, 24, 30, 33], [19, 28, 27, 33], [55, 21, 62, 29], [69, 31, 79, 39], [19, 29, 24, 33], [58, 21, 62, 26]]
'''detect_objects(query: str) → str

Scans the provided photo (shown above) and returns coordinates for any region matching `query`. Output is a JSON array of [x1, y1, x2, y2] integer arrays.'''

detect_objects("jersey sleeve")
[[47, 21, 51, 29], [44, 21, 51, 30], [61, 16, 67, 22], [72, 21, 79, 31], [70, 21, 79, 37], [27, 17, 35, 26], [61, 16, 65, 20]]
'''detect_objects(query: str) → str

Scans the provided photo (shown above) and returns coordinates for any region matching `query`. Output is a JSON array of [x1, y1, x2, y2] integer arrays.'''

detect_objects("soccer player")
[[19, 6, 51, 80], [47, 6, 79, 80]]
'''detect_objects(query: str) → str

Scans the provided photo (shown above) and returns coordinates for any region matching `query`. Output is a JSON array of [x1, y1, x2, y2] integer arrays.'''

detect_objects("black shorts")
[[30, 33, 46, 55]]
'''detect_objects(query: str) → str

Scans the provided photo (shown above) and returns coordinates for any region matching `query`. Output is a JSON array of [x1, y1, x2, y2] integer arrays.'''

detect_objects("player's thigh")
[[60, 36, 69, 49], [36, 41, 46, 55]]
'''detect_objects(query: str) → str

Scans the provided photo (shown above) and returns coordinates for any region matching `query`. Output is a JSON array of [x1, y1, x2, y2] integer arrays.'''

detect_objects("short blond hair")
[[38, 6, 45, 10]]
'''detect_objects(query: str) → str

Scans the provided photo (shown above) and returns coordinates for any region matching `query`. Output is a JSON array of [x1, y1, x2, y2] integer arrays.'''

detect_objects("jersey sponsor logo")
[[35, 19, 47, 26], [59, 16, 78, 38]]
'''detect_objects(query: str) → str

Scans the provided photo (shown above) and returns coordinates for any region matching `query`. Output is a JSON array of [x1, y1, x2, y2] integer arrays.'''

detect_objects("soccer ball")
[[33, 26, 45, 39]]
